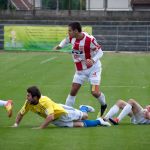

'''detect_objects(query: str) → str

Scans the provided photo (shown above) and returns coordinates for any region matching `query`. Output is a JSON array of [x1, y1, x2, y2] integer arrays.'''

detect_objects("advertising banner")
[[4, 26, 92, 52]]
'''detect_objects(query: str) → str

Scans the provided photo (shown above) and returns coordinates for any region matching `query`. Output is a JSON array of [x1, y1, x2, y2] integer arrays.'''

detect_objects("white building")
[[29, 0, 42, 9], [86, 0, 132, 11]]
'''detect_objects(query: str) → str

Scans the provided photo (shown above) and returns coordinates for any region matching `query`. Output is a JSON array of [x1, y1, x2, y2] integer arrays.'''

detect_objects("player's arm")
[[12, 101, 29, 127], [86, 38, 103, 67], [53, 37, 70, 50], [91, 38, 103, 62], [39, 114, 54, 129], [53, 45, 62, 50], [12, 112, 24, 127], [92, 48, 103, 62]]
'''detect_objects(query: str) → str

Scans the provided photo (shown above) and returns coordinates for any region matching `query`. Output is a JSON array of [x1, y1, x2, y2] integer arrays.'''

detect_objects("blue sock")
[[82, 120, 100, 127], [80, 106, 88, 112]]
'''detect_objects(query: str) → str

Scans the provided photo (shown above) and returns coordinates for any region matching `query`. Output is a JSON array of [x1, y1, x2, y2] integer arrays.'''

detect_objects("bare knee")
[[91, 91, 100, 98], [116, 99, 127, 109], [127, 99, 141, 114], [82, 113, 88, 120], [127, 99, 136, 106]]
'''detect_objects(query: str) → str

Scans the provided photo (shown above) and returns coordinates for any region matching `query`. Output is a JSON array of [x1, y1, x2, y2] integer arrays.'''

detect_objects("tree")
[[42, 0, 57, 10], [0, 0, 8, 9], [42, 0, 86, 10]]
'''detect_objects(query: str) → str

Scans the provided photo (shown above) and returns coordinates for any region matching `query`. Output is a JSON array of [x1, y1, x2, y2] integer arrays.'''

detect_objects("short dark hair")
[[68, 22, 82, 32], [27, 86, 41, 99]]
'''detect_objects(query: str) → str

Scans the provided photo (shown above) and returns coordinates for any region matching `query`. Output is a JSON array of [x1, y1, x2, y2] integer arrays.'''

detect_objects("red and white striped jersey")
[[59, 32, 103, 71]]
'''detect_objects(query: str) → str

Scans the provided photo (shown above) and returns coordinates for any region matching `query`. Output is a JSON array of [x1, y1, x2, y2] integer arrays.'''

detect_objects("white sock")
[[0, 100, 7, 106], [118, 103, 132, 121], [65, 95, 76, 106], [104, 105, 119, 120], [97, 92, 106, 105]]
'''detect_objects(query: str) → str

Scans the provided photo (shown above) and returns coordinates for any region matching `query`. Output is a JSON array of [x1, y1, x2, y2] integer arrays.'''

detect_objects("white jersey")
[[59, 32, 103, 71]]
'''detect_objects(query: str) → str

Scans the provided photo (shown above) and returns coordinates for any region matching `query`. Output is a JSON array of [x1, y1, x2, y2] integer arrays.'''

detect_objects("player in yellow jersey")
[[12, 86, 110, 129]]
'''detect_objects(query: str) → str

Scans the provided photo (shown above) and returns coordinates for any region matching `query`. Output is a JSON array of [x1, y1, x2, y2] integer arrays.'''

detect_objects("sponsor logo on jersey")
[[72, 49, 83, 54]]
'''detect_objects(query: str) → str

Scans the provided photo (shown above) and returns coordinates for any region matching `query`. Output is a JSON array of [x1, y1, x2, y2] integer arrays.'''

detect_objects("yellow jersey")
[[20, 96, 67, 119]]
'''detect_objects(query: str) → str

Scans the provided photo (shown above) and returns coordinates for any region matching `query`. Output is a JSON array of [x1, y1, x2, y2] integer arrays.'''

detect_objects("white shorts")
[[73, 61, 102, 85], [131, 108, 150, 124], [52, 104, 84, 127]]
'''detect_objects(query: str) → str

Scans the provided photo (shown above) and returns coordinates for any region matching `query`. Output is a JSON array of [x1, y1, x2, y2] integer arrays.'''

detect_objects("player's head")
[[68, 22, 82, 38], [26, 86, 41, 105]]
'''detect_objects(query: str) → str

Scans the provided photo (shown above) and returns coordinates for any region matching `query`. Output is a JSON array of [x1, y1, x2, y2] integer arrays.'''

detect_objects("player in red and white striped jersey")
[[54, 22, 107, 116]]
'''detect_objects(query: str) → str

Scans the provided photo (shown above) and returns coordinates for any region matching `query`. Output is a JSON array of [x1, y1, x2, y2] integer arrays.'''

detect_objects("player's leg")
[[116, 99, 138, 122], [54, 120, 102, 127], [127, 99, 143, 114], [65, 83, 81, 106], [73, 120, 100, 127], [65, 105, 89, 120], [104, 99, 126, 120], [52, 105, 86, 128], [112, 99, 150, 125], [79, 105, 95, 113], [0, 99, 13, 117], [73, 118, 111, 127], [106, 100, 134, 125], [91, 85, 107, 116], [0, 99, 7, 106], [89, 65, 107, 116], [90, 82, 107, 117], [65, 72, 85, 106], [53, 107, 110, 127], [60, 104, 89, 120], [60, 105, 110, 127]]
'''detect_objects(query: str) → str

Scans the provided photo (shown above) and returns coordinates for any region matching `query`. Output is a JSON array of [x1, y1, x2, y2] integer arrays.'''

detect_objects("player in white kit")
[[104, 99, 150, 125], [0, 99, 13, 117], [54, 22, 107, 116]]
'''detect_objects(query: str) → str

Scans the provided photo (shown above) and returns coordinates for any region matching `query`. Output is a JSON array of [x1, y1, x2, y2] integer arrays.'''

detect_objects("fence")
[[93, 25, 150, 51]]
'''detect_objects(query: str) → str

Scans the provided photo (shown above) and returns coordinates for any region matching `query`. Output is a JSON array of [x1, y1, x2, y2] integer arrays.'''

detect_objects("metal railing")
[[93, 25, 150, 52]]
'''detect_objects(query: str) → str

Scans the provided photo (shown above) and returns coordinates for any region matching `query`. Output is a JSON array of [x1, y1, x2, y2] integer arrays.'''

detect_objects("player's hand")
[[32, 127, 42, 129], [145, 105, 150, 112], [53, 46, 57, 50], [11, 123, 18, 128], [86, 59, 94, 67], [53, 46, 61, 50]]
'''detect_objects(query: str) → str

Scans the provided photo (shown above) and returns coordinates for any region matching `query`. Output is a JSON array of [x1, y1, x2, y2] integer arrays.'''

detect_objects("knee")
[[82, 113, 88, 120], [128, 99, 136, 105], [116, 99, 126, 109], [91, 91, 100, 98]]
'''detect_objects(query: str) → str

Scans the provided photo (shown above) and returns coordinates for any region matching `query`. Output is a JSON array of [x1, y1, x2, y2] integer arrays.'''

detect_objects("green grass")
[[0, 51, 150, 150]]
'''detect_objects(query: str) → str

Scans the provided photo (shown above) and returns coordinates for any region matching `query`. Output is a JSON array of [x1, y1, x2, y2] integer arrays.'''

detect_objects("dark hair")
[[68, 22, 82, 32], [27, 86, 41, 99]]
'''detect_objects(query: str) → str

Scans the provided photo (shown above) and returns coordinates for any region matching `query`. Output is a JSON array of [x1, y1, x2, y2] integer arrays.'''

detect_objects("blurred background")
[[0, 0, 150, 52]]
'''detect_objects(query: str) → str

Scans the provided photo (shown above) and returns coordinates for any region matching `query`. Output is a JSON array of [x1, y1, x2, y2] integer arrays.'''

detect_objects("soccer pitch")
[[0, 51, 149, 150]]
